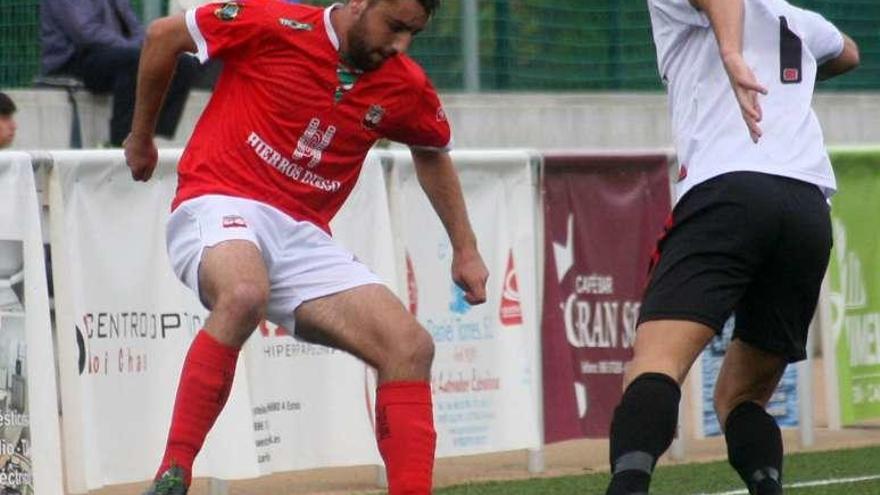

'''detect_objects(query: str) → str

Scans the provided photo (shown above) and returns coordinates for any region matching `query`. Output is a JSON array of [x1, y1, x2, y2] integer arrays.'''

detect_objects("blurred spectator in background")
[[40, 0, 198, 146], [0, 92, 17, 149]]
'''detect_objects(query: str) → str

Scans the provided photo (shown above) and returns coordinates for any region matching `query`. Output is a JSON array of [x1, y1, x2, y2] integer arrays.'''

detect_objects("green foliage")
[[1, 0, 876, 90], [797, 0, 880, 89], [298, 0, 880, 92], [0, 1, 40, 87]]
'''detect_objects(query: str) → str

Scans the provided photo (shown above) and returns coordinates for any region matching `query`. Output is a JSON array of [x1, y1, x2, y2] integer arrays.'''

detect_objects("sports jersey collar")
[[324, 3, 343, 51]]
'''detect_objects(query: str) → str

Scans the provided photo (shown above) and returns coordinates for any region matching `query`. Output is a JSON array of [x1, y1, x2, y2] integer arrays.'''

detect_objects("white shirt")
[[648, 0, 845, 200]]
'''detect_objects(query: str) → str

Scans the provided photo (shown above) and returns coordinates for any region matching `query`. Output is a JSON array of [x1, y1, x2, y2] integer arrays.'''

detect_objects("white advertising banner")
[[49, 150, 257, 491], [389, 150, 542, 457], [49, 150, 389, 491], [0, 152, 64, 494]]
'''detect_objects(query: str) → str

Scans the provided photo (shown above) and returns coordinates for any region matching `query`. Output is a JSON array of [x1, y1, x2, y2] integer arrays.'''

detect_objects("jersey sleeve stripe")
[[185, 8, 210, 63], [410, 135, 454, 153]]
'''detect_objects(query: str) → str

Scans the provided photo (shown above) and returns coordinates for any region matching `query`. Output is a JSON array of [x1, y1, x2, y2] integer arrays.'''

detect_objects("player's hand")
[[123, 133, 158, 182], [722, 52, 768, 143], [451, 246, 489, 305]]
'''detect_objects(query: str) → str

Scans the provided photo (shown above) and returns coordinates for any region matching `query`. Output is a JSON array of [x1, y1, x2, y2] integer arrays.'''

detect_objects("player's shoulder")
[[203, 0, 322, 20], [269, 0, 323, 16], [380, 54, 431, 91], [261, 0, 324, 21], [225, 0, 322, 25], [232, 1, 327, 46]]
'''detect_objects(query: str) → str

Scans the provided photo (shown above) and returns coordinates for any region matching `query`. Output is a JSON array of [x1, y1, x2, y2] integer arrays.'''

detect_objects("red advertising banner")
[[542, 154, 672, 442]]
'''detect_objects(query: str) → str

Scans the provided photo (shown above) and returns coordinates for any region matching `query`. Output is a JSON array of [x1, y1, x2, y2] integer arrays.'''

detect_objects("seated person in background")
[[40, 0, 198, 146], [0, 92, 16, 149]]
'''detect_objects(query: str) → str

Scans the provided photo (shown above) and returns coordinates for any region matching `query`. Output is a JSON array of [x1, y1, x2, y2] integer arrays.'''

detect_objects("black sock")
[[725, 401, 783, 495], [606, 373, 681, 495]]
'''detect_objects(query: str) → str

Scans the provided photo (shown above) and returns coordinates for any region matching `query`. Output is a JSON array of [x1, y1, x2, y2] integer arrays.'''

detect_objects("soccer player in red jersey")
[[124, 1, 488, 494]]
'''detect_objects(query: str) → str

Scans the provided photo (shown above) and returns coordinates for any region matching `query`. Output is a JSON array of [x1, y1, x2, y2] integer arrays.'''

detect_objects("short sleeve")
[[648, 0, 710, 28], [185, 0, 270, 63], [791, 7, 845, 65], [385, 77, 452, 151]]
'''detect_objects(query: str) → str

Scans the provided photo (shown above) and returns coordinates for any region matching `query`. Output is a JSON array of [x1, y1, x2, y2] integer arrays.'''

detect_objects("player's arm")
[[124, 15, 196, 182], [691, 0, 768, 143], [411, 148, 489, 305], [818, 33, 860, 81]]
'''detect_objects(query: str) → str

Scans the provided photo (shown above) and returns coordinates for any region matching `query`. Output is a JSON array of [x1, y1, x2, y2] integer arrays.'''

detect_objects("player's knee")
[[714, 386, 756, 429], [411, 328, 435, 366], [392, 325, 435, 369], [215, 280, 269, 328], [623, 357, 685, 390], [714, 394, 731, 427]]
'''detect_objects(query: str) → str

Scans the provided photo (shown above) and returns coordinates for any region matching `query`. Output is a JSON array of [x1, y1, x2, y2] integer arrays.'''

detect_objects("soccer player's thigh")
[[626, 320, 716, 387], [629, 177, 759, 388], [166, 196, 271, 346], [199, 239, 269, 309], [714, 178, 831, 426], [198, 240, 270, 344], [712, 280, 791, 427], [294, 284, 432, 381]]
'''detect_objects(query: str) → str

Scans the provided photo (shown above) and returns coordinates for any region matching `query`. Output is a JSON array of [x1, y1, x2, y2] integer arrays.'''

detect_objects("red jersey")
[[176, 0, 452, 233]]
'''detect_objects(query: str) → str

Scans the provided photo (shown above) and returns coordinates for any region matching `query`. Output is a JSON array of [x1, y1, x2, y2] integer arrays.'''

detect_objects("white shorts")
[[166, 194, 383, 332]]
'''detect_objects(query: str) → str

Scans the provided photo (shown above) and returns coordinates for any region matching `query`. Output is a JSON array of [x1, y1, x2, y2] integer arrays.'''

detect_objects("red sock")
[[156, 330, 239, 485], [376, 381, 436, 495]]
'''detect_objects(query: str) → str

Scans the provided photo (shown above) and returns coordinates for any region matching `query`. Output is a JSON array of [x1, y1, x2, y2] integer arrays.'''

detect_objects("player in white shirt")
[[605, 1, 859, 494]]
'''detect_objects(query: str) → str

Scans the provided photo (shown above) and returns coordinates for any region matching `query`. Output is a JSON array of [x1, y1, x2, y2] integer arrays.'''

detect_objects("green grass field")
[[376, 446, 880, 494]]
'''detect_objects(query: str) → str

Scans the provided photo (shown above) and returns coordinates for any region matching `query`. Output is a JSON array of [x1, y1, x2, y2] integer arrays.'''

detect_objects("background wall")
[[7, 90, 880, 150]]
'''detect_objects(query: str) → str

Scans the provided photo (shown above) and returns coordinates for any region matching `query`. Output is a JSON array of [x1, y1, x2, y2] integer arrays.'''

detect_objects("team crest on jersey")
[[363, 105, 385, 130], [279, 18, 313, 31], [214, 2, 241, 21]]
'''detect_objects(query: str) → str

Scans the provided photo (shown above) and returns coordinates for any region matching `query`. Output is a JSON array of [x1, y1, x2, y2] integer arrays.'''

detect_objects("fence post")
[[376, 464, 388, 489], [143, 0, 163, 23], [528, 154, 545, 474], [462, 0, 480, 92], [798, 346, 816, 447], [209, 478, 228, 495], [608, 0, 623, 89], [818, 278, 842, 430], [493, 0, 511, 90]]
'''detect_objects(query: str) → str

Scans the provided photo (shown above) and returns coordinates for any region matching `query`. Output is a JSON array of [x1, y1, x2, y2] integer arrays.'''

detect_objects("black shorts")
[[639, 172, 832, 362]]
